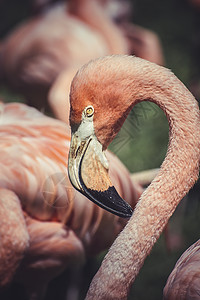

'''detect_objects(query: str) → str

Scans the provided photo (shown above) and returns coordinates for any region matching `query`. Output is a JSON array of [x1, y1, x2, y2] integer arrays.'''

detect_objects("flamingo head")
[[68, 56, 134, 218]]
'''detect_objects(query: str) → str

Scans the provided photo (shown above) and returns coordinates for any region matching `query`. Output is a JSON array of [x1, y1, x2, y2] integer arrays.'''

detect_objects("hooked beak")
[[68, 130, 133, 219]]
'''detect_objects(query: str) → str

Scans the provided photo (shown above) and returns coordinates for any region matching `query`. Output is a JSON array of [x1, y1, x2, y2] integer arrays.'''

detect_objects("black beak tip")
[[123, 205, 133, 218], [117, 200, 133, 218], [81, 184, 133, 219]]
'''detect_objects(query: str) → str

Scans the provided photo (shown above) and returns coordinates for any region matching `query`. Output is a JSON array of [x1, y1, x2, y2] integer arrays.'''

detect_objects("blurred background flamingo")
[[0, 0, 164, 123]]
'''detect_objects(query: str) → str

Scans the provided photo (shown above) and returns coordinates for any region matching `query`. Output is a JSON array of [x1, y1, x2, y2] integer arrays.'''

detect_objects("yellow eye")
[[85, 106, 94, 117]]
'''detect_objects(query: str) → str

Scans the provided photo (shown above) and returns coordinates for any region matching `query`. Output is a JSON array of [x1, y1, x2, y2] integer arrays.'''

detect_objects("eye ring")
[[85, 105, 94, 117]]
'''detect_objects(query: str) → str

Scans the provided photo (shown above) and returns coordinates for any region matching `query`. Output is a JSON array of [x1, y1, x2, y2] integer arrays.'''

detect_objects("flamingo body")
[[0, 102, 141, 295], [164, 239, 200, 300], [0, 189, 29, 287]]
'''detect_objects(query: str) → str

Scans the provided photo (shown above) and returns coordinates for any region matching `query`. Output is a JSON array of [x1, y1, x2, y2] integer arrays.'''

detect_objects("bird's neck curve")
[[85, 56, 200, 299]]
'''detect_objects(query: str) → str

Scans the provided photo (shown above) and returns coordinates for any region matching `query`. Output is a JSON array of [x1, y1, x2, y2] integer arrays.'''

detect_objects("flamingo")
[[0, 0, 128, 121], [163, 239, 200, 299], [68, 55, 200, 299], [0, 0, 164, 124], [0, 102, 142, 299]]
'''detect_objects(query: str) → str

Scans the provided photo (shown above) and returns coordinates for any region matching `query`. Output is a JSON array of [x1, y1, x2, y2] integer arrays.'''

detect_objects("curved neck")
[[85, 57, 200, 299], [67, 0, 128, 54]]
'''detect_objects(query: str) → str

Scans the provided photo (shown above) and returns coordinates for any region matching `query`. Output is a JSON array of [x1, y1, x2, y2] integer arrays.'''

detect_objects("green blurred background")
[[0, 0, 200, 299]]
